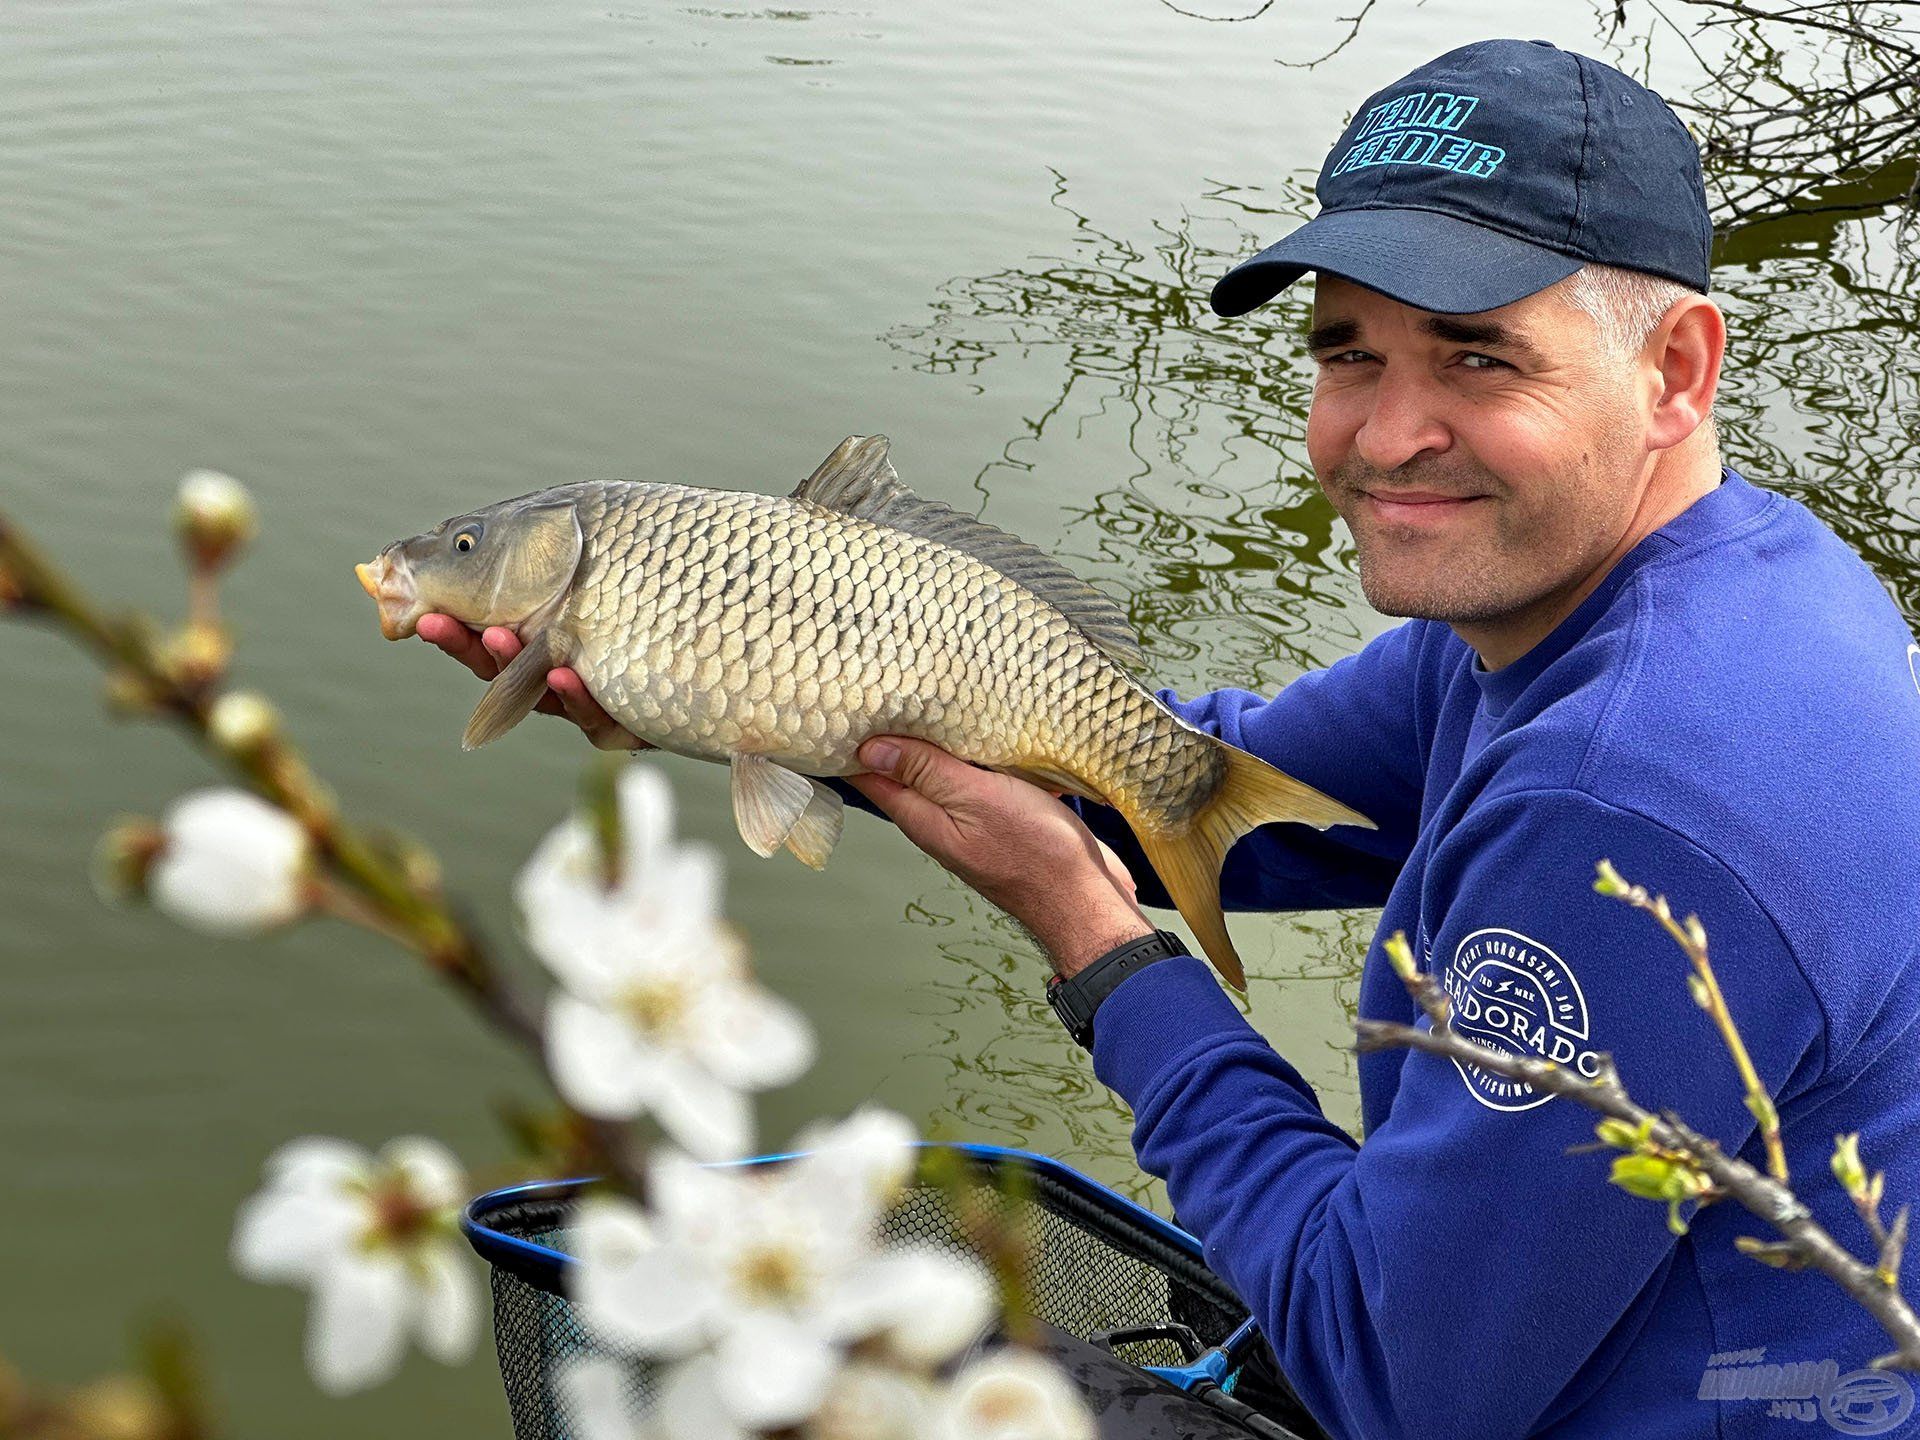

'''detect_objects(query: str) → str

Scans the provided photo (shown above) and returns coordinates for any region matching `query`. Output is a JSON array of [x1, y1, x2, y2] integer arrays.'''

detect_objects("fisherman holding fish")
[[378, 39, 1920, 1440]]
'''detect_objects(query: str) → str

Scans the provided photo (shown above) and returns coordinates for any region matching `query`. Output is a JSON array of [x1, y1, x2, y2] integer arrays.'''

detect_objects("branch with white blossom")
[[0, 493, 648, 1196]]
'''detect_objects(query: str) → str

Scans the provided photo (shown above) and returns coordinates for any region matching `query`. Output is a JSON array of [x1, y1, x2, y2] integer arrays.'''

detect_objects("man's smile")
[[1358, 489, 1491, 525]]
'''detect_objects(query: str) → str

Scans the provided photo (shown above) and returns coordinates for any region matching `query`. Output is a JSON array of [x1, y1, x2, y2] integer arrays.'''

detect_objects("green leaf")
[[1832, 1132, 1870, 1200], [1383, 931, 1418, 983], [1595, 1117, 1651, 1152]]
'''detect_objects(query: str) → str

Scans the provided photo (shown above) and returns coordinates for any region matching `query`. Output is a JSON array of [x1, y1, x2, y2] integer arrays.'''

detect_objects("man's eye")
[[1460, 352, 1511, 370], [1318, 350, 1375, 365]]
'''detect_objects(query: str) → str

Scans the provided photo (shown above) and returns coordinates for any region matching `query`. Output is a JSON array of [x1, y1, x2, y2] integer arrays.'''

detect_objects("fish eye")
[[453, 526, 482, 553]]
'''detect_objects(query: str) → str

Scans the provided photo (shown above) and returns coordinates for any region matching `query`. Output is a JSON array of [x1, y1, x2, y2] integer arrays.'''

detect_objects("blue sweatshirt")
[[1074, 471, 1920, 1439]]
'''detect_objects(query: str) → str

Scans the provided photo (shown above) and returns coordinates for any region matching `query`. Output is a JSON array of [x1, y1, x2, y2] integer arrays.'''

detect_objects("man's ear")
[[1644, 295, 1725, 453]]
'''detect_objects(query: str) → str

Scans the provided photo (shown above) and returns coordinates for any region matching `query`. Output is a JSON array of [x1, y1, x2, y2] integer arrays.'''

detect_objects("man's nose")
[[1351, 369, 1453, 472]]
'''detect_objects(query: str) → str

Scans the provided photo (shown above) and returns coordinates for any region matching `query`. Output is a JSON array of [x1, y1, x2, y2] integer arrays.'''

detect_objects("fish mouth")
[[355, 549, 424, 640]]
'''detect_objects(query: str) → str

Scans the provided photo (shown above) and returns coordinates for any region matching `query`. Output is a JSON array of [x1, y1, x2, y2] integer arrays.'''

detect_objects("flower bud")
[[208, 690, 281, 757], [156, 620, 232, 690], [91, 818, 167, 905], [174, 469, 257, 573], [1735, 1235, 1810, 1270]]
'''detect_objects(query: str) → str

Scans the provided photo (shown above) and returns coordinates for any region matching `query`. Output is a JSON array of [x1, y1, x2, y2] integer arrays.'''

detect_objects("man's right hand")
[[415, 613, 652, 752]]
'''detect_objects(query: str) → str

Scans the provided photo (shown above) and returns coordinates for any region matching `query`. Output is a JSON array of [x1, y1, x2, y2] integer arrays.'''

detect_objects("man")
[[424, 40, 1920, 1439]]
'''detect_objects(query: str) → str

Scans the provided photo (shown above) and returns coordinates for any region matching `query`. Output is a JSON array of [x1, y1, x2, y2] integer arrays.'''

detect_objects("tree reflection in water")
[[878, 165, 1917, 1188]]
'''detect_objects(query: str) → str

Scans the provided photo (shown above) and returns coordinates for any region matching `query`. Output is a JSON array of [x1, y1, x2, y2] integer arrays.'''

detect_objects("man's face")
[[1304, 275, 1653, 625]]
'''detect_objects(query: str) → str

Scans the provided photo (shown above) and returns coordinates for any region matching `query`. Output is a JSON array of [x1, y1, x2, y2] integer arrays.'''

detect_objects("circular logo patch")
[[1443, 928, 1603, 1111], [1824, 1369, 1916, 1436]]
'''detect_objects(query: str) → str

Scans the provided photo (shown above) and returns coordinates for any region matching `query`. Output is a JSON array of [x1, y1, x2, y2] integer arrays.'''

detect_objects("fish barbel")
[[356, 436, 1371, 988]]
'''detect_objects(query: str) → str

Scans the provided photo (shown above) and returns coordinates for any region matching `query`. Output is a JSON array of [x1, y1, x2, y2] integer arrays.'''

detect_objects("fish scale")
[[357, 434, 1373, 988], [572, 483, 1163, 798]]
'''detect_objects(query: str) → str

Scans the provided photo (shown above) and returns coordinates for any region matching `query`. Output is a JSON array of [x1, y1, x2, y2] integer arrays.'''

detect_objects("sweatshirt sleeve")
[[1090, 787, 1827, 1440], [1070, 621, 1433, 912]]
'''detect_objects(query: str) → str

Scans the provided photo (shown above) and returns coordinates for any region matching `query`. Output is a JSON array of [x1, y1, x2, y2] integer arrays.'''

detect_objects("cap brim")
[[1210, 208, 1585, 318]]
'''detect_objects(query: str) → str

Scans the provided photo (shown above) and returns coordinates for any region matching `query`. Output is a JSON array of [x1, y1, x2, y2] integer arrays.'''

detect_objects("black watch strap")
[[1046, 929, 1190, 1049]]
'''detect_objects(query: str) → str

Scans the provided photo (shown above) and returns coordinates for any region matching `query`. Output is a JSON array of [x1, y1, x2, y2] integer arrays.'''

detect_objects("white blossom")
[[934, 1350, 1099, 1440], [231, 1135, 478, 1394], [517, 766, 813, 1160], [568, 1111, 993, 1435], [561, 1342, 1095, 1440], [149, 789, 310, 935], [808, 1361, 936, 1440]]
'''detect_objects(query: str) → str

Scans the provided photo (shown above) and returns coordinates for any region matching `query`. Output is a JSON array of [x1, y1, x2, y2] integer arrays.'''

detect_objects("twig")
[[1360, 900, 1920, 1372], [1154, 0, 1275, 19], [1594, 859, 1787, 1182], [1273, 0, 1378, 69], [0, 507, 649, 1198]]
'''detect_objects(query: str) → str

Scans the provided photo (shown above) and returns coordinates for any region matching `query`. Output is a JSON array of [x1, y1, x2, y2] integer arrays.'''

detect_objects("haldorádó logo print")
[[1443, 928, 1604, 1111], [1698, 1350, 1915, 1434]]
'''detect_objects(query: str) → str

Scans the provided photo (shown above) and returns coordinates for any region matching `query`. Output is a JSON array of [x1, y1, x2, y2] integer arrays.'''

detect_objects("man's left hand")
[[846, 736, 1153, 977]]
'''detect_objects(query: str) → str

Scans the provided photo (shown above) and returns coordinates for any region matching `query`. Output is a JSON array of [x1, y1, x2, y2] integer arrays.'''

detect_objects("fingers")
[[844, 767, 958, 847], [480, 626, 575, 716], [857, 736, 986, 811], [416, 613, 500, 680], [481, 626, 522, 664], [418, 614, 644, 742]]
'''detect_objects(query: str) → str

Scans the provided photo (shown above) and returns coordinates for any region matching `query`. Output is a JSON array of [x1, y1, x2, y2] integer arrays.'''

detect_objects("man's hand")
[[415, 613, 652, 752], [846, 736, 1153, 978]]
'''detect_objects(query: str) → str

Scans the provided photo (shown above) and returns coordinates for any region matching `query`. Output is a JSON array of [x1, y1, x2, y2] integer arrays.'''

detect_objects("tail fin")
[[1131, 743, 1373, 991]]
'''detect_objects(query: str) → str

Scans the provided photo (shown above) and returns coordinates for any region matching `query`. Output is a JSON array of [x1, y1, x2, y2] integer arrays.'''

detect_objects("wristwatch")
[[1045, 929, 1190, 1049]]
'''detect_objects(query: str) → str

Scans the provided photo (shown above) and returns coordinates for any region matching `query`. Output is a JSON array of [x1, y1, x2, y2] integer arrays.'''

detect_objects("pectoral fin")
[[730, 754, 821, 859], [783, 780, 844, 870], [461, 628, 560, 751]]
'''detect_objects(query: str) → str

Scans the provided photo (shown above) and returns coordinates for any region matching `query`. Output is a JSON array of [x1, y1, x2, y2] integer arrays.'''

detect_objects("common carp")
[[356, 435, 1371, 987]]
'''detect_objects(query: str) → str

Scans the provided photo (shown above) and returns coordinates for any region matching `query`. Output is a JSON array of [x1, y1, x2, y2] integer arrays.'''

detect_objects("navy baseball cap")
[[1210, 38, 1713, 317]]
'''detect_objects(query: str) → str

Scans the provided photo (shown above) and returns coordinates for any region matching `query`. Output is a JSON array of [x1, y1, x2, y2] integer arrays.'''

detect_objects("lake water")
[[1, 2, 1912, 1432]]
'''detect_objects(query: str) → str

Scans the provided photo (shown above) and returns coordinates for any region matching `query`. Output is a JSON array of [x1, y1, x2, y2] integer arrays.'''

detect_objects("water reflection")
[[881, 177, 1403, 1177], [888, 175, 1373, 690], [882, 162, 1919, 1180], [1713, 202, 1920, 620], [900, 879, 1374, 1200]]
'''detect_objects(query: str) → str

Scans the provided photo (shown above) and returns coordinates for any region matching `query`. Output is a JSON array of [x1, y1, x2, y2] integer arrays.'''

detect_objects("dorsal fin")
[[791, 435, 1144, 669]]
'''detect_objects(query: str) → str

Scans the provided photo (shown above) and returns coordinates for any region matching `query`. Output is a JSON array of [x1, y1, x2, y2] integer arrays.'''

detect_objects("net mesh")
[[476, 1158, 1254, 1440]]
